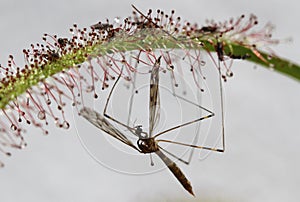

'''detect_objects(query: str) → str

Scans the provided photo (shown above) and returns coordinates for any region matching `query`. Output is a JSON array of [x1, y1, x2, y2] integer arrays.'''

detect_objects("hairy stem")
[[1, 34, 299, 109]]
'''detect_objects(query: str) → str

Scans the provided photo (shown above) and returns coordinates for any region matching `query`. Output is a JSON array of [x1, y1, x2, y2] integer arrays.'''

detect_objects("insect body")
[[80, 106, 194, 195], [80, 56, 223, 196]]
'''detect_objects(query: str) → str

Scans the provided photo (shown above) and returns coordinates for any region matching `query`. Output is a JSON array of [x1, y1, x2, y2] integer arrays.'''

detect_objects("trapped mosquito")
[[80, 55, 225, 196]]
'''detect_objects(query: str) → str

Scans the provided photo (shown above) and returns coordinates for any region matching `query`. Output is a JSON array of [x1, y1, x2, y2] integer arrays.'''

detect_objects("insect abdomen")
[[155, 150, 194, 196]]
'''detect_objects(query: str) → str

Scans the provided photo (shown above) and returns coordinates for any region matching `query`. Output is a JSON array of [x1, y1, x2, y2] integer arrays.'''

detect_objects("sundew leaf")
[[0, 5, 299, 167]]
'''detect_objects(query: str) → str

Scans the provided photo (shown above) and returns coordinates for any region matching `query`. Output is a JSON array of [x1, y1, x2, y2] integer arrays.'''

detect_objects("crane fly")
[[80, 56, 225, 196]]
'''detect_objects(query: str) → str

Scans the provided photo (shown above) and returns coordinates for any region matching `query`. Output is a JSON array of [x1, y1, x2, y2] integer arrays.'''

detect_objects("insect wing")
[[149, 56, 161, 136], [80, 107, 139, 151]]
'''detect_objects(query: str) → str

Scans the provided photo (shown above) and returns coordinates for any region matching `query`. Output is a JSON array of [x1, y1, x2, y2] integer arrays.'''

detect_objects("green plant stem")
[[0, 34, 299, 109]]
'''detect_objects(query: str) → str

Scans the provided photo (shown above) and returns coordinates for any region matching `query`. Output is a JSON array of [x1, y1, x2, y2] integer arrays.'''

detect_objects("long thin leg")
[[157, 139, 223, 152], [103, 70, 148, 137], [171, 92, 214, 115], [153, 71, 215, 139], [156, 69, 225, 153], [153, 113, 214, 139], [159, 146, 190, 165], [218, 60, 226, 152], [147, 61, 210, 166], [169, 67, 206, 164], [126, 57, 138, 126], [153, 54, 225, 153], [153, 82, 224, 153]]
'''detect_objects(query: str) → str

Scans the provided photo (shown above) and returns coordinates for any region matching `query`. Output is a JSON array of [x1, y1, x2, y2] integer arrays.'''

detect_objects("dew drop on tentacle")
[[222, 75, 227, 82], [226, 70, 233, 77], [10, 124, 17, 131], [46, 99, 51, 105], [17, 140, 27, 149], [37, 111, 46, 120], [86, 85, 94, 92], [55, 120, 61, 128], [62, 121, 70, 129]]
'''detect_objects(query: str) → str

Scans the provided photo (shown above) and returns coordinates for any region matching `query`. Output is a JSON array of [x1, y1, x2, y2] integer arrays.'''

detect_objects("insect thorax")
[[137, 138, 159, 153]]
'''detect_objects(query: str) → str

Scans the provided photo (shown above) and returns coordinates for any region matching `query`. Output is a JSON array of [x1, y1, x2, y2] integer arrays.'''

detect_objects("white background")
[[0, 0, 299, 202]]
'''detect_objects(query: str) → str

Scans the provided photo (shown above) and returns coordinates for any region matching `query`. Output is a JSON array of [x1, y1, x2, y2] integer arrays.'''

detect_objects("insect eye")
[[137, 139, 146, 147]]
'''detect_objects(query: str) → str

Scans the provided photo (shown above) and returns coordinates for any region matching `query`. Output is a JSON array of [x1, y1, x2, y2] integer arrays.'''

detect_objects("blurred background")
[[0, 0, 299, 201]]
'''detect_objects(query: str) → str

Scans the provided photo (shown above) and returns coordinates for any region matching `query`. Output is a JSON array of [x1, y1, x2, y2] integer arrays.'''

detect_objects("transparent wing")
[[149, 56, 161, 137], [80, 107, 140, 151]]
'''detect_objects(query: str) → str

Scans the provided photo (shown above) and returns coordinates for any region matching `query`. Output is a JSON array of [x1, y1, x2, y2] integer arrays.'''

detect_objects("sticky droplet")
[[62, 121, 70, 129], [38, 111, 46, 120], [10, 124, 17, 131], [226, 70, 233, 77], [46, 99, 51, 105]]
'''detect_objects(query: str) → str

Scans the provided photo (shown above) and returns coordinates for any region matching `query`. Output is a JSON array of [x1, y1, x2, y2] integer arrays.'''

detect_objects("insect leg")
[[103, 71, 148, 137]]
